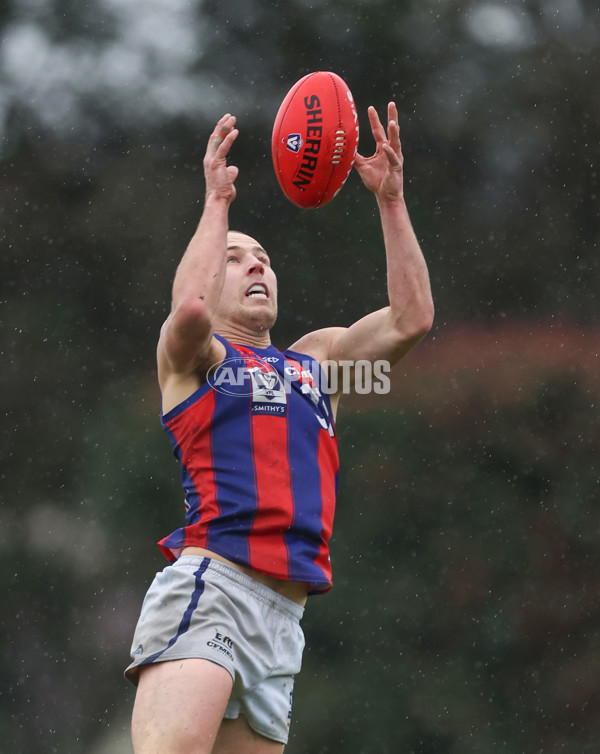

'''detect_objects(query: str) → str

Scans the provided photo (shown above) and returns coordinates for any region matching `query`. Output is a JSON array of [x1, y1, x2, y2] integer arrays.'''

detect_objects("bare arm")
[[157, 114, 238, 403], [291, 103, 434, 405]]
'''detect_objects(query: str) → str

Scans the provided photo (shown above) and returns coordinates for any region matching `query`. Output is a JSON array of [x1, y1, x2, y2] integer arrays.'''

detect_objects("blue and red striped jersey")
[[158, 334, 339, 594]]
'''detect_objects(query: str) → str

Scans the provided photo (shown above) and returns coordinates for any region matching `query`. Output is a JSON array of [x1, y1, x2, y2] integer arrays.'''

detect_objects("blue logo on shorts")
[[207, 630, 234, 661]]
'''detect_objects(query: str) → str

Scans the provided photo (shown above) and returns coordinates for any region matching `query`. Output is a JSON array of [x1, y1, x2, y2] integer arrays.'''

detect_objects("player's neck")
[[215, 323, 272, 350]]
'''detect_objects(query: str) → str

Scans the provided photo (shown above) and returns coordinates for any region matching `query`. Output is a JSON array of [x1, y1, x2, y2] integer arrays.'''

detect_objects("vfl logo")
[[286, 133, 303, 153], [252, 369, 280, 395], [249, 367, 287, 416]]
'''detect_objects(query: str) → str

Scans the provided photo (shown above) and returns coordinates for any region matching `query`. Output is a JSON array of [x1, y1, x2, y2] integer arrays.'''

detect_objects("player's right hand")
[[203, 114, 239, 204]]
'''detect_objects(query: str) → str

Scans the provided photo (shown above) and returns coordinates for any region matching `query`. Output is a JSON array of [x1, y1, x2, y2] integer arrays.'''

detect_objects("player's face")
[[216, 231, 278, 331]]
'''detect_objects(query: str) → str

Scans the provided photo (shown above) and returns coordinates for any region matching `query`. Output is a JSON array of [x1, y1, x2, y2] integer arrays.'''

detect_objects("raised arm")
[[157, 114, 238, 402], [291, 102, 434, 383]]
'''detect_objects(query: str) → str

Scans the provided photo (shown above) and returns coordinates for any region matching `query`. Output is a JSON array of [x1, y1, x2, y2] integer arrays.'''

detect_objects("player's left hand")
[[354, 102, 404, 202]]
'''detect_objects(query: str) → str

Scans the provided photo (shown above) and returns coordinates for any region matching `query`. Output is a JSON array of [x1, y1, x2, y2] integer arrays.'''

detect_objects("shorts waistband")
[[173, 555, 305, 622]]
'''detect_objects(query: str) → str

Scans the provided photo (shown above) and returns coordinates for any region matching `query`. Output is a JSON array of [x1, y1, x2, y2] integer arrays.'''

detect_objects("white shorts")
[[125, 555, 305, 744]]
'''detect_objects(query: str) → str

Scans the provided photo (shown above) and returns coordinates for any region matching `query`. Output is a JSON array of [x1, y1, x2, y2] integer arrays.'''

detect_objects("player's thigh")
[[214, 714, 285, 754], [132, 658, 234, 754]]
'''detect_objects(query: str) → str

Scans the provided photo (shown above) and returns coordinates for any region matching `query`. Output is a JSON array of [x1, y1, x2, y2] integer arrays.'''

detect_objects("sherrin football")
[[271, 71, 359, 209]]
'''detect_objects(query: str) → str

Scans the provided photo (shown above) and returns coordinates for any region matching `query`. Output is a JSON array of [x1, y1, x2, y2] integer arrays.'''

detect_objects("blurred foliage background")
[[1, 0, 599, 752]]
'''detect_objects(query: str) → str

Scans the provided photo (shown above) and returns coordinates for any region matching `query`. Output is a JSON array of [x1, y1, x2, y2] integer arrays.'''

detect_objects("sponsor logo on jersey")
[[248, 366, 287, 416]]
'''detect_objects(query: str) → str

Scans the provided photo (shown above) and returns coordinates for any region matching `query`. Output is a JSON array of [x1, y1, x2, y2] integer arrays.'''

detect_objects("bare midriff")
[[181, 546, 309, 606]]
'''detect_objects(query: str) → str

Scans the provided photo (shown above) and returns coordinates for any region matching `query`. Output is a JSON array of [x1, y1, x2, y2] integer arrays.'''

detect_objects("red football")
[[271, 71, 359, 209]]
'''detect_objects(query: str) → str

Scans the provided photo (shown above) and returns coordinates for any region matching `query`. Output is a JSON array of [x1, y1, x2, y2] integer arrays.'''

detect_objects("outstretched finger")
[[386, 103, 401, 150], [209, 114, 237, 153], [387, 119, 401, 156], [219, 126, 239, 155], [382, 142, 402, 170], [367, 105, 386, 145]]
